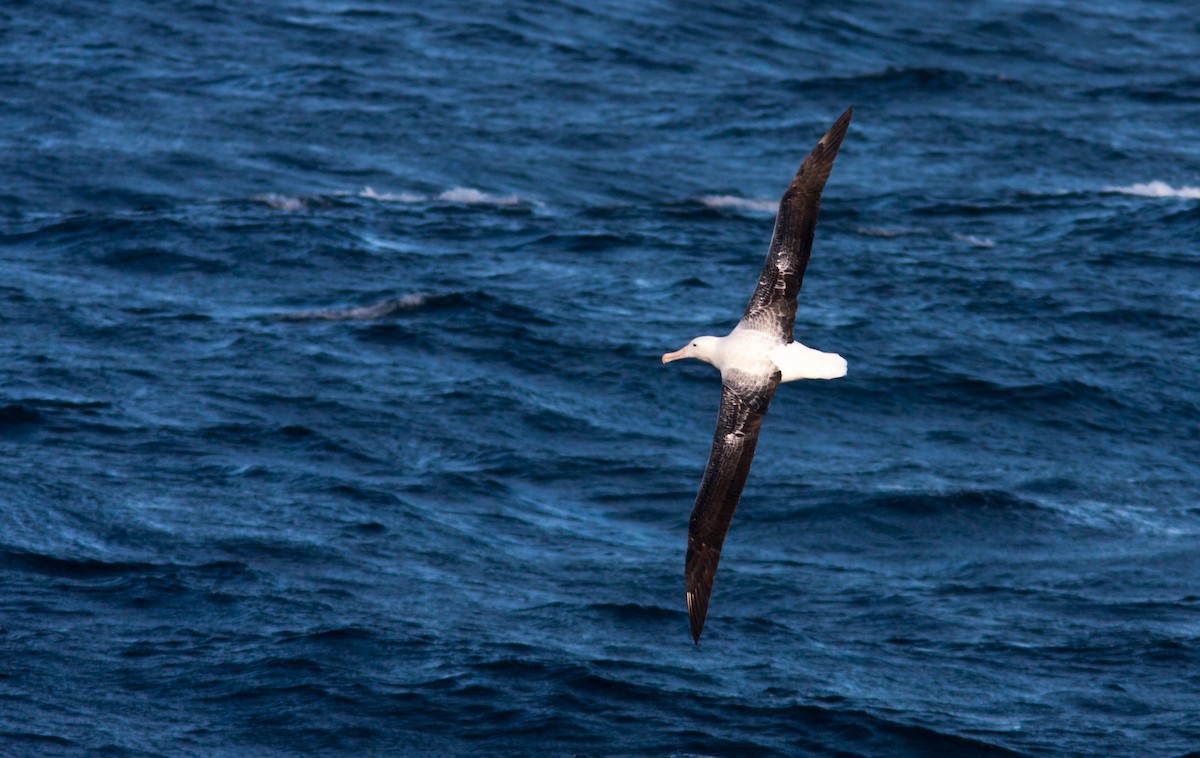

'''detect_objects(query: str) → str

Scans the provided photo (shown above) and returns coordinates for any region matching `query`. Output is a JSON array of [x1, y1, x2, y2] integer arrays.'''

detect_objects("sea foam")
[[359, 187, 426, 203], [951, 233, 995, 248], [254, 194, 309, 211], [437, 187, 523, 205], [358, 186, 531, 206], [279, 294, 429, 321], [1106, 181, 1200, 199], [697, 195, 778, 213]]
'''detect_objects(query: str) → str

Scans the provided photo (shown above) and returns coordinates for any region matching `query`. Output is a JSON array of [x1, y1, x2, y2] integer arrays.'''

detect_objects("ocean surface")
[[2, 1, 1199, 755]]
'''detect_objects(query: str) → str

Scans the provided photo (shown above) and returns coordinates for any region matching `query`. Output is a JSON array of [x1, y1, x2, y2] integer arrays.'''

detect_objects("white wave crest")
[[1106, 181, 1200, 199], [853, 226, 995, 247], [358, 186, 533, 206], [951, 233, 995, 248], [697, 195, 778, 213], [254, 194, 308, 212], [437, 187, 523, 205], [279, 294, 429, 322], [359, 187, 426, 203], [856, 226, 917, 238]]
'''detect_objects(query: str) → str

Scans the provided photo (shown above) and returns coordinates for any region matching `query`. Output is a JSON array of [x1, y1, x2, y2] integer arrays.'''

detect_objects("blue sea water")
[[2, 1, 1199, 755]]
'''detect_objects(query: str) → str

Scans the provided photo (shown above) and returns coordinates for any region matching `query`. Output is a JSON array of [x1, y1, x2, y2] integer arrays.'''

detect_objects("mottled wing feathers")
[[685, 373, 779, 643], [740, 107, 852, 342]]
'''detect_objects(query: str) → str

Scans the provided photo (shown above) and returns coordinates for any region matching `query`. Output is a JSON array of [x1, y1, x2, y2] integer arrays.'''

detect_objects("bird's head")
[[662, 336, 720, 366]]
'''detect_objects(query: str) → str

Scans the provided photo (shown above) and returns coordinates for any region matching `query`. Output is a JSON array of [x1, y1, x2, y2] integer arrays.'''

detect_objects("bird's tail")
[[772, 342, 848, 381]]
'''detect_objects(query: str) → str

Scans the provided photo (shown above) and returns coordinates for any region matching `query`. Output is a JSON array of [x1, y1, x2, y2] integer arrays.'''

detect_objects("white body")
[[662, 326, 846, 382]]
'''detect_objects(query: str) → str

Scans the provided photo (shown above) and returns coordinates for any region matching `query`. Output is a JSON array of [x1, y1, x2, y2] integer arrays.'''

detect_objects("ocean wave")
[[252, 187, 540, 210], [437, 187, 524, 205], [277, 294, 431, 321], [864, 489, 1043, 516], [357, 187, 427, 203], [564, 601, 681, 623], [0, 732, 74, 748], [854, 226, 921, 238], [695, 195, 778, 213], [0, 547, 254, 582], [755, 489, 1047, 525], [951, 232, 995, 248], [0, 548, 158, 578], [796, 66, 975, 94], [1104, 181, 1200, 199], [0, 404, 44, 427], [847, 374, 1132, 421], [252, 193, 312, 211], [97, 246, 231, 273], [945, 376, 1124, 412], [423, 658, 1024, 756], [855, 226, 996, 247], [359, 186, 538, 207], [276, 626, 378, 644]]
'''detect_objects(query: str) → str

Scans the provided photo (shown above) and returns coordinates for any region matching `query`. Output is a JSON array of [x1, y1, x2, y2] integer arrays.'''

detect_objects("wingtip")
[[686, 590, 706, 644], [790, 107, 854, 191], [838, 105, 854, 131], [821, 106, 853, 148]]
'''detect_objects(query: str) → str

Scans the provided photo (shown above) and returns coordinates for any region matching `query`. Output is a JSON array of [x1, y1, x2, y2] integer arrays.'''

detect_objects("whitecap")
[[856, 226, 918, 238], [358, 186, 532, 206], [696, 195, 778, 213], [1105, 181, 1200, 200], [279, 294, 428, 321], [436, 187, 523, 206], [359, 187, 427, 203], [854, 226, 994, 247], [254, 194, 308, 212], [951, 233, 995, 248]]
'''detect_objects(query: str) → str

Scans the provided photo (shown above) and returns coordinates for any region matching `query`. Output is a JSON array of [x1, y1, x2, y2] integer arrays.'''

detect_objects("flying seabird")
[[662, 107, 853, 643]]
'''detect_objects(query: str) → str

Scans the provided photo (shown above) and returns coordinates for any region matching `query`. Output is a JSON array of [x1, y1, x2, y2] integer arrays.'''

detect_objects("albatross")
[[662, 107, 853, 643]]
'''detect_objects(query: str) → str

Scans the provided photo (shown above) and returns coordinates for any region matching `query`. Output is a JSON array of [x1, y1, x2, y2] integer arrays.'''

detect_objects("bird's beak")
[[661, 347, 689, 364]]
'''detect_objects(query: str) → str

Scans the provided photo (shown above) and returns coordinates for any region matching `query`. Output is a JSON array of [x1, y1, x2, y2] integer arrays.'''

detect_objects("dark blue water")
[[2, 1, 1199, 755]]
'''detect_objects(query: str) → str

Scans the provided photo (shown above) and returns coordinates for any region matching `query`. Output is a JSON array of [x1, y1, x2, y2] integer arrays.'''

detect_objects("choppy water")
[[2, 1, 1199, 755]]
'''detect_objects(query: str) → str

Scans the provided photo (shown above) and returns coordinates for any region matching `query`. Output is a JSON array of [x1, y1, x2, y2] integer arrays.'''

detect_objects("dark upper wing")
[[685, 371, 779, 643], [740, 107, 852, 342]]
